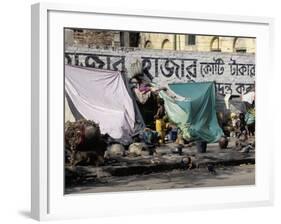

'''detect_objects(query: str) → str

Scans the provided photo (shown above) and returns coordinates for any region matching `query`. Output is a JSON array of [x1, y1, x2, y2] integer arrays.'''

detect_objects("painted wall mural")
[[65, 48, 255, 95]]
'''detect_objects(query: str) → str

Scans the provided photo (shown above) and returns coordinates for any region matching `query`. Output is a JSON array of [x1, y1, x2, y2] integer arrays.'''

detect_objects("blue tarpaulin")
[[160, 82, 223, 143]]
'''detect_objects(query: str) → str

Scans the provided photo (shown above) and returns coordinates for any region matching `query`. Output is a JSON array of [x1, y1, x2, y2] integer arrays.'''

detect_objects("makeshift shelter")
[[241, 90, 255, 125], [65, 65, 223, 143], [159, 82, 223, 143], [216, 94, 246, 114], [65, 65, 145, 144]]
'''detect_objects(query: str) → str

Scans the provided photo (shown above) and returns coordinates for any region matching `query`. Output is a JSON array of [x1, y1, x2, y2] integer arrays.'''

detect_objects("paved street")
[[65, 137, 255, 194], [65, 164, 255, 194]]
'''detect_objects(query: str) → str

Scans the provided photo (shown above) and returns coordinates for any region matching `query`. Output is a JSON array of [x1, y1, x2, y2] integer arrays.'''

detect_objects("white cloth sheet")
[[65, 65, 135, 141], [241, 91, 255, 104]]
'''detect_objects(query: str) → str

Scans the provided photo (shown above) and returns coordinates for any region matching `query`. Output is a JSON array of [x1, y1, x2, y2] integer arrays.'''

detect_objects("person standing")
[[154, 98, 166, 144]]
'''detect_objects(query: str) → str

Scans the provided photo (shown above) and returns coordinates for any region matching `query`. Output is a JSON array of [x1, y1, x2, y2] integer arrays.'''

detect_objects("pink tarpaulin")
[[65, 65, 135, 141]]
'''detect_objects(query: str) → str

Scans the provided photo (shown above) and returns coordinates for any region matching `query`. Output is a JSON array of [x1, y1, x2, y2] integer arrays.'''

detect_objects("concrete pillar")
[[64, 29, 74, 45]]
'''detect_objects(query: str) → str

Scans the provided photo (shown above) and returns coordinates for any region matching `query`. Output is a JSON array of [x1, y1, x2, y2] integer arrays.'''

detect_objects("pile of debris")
[[65, 119, 107, 167], [235, 132, 255, 153], [65, 119, 163, 168]]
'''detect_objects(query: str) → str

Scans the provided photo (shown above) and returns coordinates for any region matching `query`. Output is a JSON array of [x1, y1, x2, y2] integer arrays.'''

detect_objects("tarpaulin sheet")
[[242, 91, 255, 105], [65, 65, 135, 142], [245, 108, 255, 125], [160, 82, 223, 143]]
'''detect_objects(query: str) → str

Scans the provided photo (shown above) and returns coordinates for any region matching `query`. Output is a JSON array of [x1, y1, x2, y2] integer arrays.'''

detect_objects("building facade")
[[64, 28, 255, 98], [139, 33, 256, 53], [65, 29, 255, 53], [65, 29, 139, 48]]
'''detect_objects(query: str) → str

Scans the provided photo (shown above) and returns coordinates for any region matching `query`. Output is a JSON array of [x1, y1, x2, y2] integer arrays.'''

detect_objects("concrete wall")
[[65, 47, 255, 95], [65, 28, 120, 47]]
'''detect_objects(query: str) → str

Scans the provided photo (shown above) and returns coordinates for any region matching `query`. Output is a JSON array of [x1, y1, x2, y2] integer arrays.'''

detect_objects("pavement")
[[65, 165, 255, 194], [65, 137, 255, 189]]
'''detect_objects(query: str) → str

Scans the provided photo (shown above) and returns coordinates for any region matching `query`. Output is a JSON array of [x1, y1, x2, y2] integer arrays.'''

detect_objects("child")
[[154, 98, 166, 144]]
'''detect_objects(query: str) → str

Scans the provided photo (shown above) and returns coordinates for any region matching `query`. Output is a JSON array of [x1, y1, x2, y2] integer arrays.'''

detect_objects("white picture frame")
[[31, 2, 274, 221]]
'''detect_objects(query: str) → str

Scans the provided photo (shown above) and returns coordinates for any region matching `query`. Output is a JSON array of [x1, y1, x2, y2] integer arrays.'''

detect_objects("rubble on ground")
[[219, 136, 229, 149], [65, 119, 106, 167], [104, 144, 125, 159], [128, 142, 145, 157]]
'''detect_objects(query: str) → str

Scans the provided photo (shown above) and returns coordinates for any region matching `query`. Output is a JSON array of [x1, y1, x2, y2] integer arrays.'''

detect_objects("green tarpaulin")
[[159, 82, 223, 143]]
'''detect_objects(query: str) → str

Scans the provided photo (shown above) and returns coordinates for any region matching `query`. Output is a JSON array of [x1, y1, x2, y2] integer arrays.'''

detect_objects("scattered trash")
[[207, 164, 217, 175], [218, 136, 229, 149], [104, 144, 125, 159], [71, 150, 105, 167], [240, 145, 253, 153], [235, 134, 255, 152], [150, 157, 161, 164], [172, 144, 184, 155], [238, 131, 248, 142], [141, 128, 159, 147], [181, 156, 193, 169], [128, 142, 144, 157]]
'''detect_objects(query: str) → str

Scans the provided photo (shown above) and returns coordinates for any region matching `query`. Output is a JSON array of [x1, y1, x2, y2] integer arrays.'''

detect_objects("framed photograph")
[[31, 2, 274, 221]]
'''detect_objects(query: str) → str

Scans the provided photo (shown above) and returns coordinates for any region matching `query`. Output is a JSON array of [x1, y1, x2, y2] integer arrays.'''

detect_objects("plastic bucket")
[[170, 129, 178, 141]]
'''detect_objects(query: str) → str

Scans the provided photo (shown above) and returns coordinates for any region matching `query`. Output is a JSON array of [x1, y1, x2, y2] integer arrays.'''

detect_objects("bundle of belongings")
[[242, 91, 255, 136], [64, 119, 107, 167], [217, 89, 255, 138]]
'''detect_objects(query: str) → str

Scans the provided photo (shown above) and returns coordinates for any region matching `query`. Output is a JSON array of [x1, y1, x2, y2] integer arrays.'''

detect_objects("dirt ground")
[[65, 164, 255, 194]]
